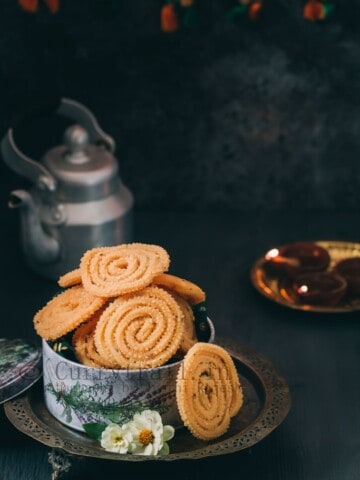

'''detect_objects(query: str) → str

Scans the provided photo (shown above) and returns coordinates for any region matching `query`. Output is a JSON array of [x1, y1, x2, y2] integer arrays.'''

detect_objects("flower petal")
[[163, 425, 175, 442], [100, 423, 132, 454]]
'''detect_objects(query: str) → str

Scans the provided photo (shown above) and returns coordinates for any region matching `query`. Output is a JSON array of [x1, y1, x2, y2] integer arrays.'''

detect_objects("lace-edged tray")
[[4, 338, 291, 461]]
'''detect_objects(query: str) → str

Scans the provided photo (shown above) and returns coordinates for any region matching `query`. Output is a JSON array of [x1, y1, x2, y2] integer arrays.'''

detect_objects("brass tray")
[[251, 240, 360, 313], [4, 337, 291, 461]]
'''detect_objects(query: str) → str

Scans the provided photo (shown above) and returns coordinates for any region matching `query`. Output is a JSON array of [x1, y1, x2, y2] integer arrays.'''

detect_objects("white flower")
[[127, 410, 175, 456], [100, 423, 133, 454]]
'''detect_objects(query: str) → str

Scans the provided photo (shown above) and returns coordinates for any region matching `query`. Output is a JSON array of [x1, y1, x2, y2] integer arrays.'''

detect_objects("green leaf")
[[225, 5, 247, 21], [158, 442, 170, 456], [183, 7, 197, 28], [83, 423, 107, 441], [323, 3, 334, 18]]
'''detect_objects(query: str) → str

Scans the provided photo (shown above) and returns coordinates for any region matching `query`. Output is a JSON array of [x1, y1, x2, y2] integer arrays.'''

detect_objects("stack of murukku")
[[34, 243, 203, 369], [33, 242, 244, 441]]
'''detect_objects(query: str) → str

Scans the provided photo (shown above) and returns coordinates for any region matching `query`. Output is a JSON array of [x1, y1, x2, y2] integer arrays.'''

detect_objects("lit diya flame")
[[265, 248, 301, 267], [297, 284, 309, 295], [265, 248, 280, 260]]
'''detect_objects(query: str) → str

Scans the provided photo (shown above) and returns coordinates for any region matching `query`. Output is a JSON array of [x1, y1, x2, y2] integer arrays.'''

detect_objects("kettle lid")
[[43, 124, 119, 191]]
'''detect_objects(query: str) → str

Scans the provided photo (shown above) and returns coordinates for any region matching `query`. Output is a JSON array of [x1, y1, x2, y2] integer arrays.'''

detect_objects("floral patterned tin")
[[0, 338, 42, 404], [42, 318, 215, 432]]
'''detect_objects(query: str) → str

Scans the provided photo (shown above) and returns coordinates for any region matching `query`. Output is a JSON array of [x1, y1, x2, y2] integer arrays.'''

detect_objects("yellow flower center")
[[114, 435, 123, 444], [139, 429, 154, 446]]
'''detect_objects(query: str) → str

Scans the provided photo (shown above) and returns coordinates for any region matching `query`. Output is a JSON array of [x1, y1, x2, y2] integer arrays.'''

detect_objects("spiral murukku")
[[58, 269, 82, 288], [72, 310, 117, 369], [94, 286, 184, 369], [152, 273, 206, 305], [127, 243, 170, 272], [80, 244, 170, 298], [176, 342, 243, 440], [33, 285, 107, 341], [172, 294, 197, 354]]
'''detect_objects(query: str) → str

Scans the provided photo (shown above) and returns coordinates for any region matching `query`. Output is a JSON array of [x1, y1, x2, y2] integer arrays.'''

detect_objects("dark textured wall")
[[1, 0, 360, 212]]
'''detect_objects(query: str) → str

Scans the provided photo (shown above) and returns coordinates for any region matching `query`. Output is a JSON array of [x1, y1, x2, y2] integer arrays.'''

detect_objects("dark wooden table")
[[1, 211, 360, 480]]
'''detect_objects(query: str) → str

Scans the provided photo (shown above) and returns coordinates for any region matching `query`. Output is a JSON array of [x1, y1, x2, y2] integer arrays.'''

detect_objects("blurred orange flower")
[[303, 0, 325, 21], [248, 1, 262, 20], [18, 0, 59, 13], [161, 3, 179, 33]]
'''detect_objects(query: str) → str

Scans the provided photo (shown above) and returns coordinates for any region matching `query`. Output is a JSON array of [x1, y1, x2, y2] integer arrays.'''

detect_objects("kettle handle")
[[1, 128, 56, 191], [1, 97, 115, 191], [58, 98, 115, 153]]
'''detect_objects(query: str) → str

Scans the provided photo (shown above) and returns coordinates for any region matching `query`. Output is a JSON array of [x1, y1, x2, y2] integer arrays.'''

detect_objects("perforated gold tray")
[[251, 240, 360, 313], [4, 338, 291, 461]]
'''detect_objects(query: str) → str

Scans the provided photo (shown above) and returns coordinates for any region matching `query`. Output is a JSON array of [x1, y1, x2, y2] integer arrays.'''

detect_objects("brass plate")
[[251, 240, 360, 313], [4, 338, 291, 461]]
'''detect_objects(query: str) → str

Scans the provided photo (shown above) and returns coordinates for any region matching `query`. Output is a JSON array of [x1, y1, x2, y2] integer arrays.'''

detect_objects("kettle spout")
[[9, 190, 60, 264]]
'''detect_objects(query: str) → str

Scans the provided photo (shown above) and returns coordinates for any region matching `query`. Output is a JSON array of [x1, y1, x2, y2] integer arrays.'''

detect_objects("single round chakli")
[[72, 313, 114, 369], [58, 269, 82, 288], [173, 294, 197, 354], [250, 240, 360, 313], [80, 244, 170, 297], [33, 285, 107, 340], [176, 343, 243, 440], [4, 337, 291, 461], [94, 286, 184, 369], [152, 273, 206, 305]]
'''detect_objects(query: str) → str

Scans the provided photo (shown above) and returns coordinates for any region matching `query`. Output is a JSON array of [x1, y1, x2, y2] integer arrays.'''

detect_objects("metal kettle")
[[2, 98, 134, 280]]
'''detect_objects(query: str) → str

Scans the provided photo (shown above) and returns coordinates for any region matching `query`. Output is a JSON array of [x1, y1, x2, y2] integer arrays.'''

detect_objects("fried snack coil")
[[94, 286, 184, 369], [80, 244, 170, 298], [152, 273, 205, 305], [172, 294, 197, 354], [129, 243, 170, 271], [58, 269, 82, 288], [72, 309, 117, 369], [33, 285, 107, 341], [176, 343, 243, 440]]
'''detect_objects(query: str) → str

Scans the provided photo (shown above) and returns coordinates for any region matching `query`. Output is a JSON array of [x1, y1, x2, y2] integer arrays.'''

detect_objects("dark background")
[[1, 0, 360, 213], [1, 4, 360, 478]]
